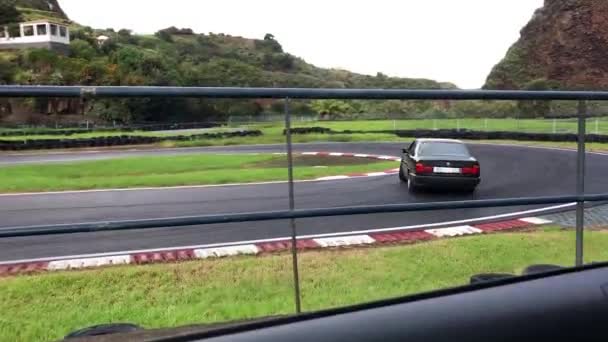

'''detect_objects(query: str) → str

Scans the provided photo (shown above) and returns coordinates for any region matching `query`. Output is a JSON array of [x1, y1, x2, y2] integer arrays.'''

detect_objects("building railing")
[[0, 86, 603, 313]]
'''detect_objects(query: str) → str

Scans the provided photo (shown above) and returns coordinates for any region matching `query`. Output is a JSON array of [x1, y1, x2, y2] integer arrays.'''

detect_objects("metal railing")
[[0, 86, 605, 313]]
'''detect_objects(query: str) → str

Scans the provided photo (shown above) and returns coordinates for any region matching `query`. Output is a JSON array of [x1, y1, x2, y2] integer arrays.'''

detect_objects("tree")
[[263, 53, 294, 71], [155, 29, 173, 42], [0, 59, 16, 86], [116, 29, 137, 44], [311, 100, 354, 119], [517, 79, 558, 118], [256, 34, 283, 53], [70, 39, 97, 60], [0, 0, 21, 26]]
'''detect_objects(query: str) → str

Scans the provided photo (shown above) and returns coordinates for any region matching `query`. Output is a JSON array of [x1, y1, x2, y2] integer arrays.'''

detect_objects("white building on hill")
[[0, 20, 70, 53]]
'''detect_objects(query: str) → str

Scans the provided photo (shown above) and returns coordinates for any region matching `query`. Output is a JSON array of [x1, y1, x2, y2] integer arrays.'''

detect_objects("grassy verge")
[[240, 118, 608, 134], [160, 133, 608, 153], [0, 154, 397, 193], [2, 228, 607, 341]]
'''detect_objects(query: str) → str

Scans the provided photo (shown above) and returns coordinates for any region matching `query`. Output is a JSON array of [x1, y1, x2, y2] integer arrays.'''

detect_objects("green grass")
[[6, 118, 608, 153], [0, 154, 397, 192], [247, 118, 608, 134], [2, 229, 607, 341]]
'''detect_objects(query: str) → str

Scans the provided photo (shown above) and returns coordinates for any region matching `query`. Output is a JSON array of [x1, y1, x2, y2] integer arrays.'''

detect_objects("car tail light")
[[462, 164, 480, 176], [415, 163, 433, 174]]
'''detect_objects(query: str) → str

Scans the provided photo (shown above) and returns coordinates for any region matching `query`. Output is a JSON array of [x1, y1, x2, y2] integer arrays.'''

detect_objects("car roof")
[[415, 138, 464, 144]]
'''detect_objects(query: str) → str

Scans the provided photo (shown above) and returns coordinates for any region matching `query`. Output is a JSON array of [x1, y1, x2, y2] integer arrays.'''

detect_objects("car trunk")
[[415, 156, 479, 177]]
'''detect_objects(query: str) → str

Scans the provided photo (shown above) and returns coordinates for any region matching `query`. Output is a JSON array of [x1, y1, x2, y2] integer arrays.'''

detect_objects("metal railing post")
[[576, 100, 587, 266], [284, 98, 302, 314], [595, 117, 599, 135]]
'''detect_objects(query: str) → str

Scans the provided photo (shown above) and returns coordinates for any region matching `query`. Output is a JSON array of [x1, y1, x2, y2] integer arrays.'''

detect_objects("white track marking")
[[425, 225, 483, 237], [314, 235, 375, 247], [315, 175, 351, 181], [354, 154, 369, 158], [329, 152, 344, 156], [365, 172, 391, 177], [519, 217, 553, 225], [47, 255, 131, 270], [194, 245, 259, 258]]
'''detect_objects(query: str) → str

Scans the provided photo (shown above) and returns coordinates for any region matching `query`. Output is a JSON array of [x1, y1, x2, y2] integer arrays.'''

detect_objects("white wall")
[[0, 23, 70, 45]]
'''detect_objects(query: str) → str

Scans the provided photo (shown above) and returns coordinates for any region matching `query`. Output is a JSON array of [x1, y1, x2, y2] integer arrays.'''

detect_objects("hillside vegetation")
[[0, 1, 469, 125], [5, 0, 600, 125]]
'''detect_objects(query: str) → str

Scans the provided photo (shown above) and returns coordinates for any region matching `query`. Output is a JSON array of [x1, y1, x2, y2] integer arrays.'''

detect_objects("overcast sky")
[[59, 0, 543, 89]]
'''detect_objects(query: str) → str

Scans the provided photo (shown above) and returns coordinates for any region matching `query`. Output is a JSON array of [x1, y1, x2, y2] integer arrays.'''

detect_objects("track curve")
[[0, 142, 606, 262]]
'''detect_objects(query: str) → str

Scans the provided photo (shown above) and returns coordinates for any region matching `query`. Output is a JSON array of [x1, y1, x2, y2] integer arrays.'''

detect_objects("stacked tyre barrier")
[[0, 122, 222, 137], [393, 129, 608, 142], [0, 130, 262, 151], [284, 127, 608, 143], [0, 129, 93, 137]]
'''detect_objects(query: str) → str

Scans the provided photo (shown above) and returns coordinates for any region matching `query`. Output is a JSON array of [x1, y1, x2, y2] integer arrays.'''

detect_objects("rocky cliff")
[[484, 0, 608, 90]]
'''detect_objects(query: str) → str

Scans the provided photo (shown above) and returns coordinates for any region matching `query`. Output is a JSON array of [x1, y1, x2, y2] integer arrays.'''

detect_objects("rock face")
[[484, 0, 608, 90]]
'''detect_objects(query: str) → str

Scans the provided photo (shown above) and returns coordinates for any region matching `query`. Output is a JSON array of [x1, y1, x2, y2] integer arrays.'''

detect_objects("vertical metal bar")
[[576, 100, 587, 266], [553, 118, 557, 134], [284, 97, 302, 313], [484, 118, 488, 131], [595, 118, 599, 135]]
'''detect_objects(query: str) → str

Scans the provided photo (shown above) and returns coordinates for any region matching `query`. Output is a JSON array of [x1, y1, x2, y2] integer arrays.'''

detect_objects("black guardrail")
[[0, 122, 223, 137], [0, 130, 262, 151], [0, 193, 605, 239], [3, 86, 608, 100]]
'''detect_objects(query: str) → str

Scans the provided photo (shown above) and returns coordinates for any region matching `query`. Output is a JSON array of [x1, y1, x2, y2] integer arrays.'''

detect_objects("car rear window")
[[418, 142, 470, 156]]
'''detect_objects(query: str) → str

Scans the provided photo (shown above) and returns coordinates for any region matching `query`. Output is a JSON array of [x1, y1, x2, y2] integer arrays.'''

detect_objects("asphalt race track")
[[0, 142, 606, 262]]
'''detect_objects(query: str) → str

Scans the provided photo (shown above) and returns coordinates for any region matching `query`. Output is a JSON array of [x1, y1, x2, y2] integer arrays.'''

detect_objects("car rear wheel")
[[407, 175, 418, 193], [399, 163, 407, 182]]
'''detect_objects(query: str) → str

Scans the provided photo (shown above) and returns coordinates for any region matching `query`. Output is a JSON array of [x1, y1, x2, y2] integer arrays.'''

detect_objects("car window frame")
[[407, 141, 417, 156]]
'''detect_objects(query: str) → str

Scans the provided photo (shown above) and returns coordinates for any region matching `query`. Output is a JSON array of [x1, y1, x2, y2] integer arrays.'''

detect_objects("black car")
[[399, 138, 480, 192]]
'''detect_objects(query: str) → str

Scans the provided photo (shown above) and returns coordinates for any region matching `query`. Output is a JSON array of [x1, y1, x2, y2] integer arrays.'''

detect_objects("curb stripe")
[[425, 225, 483, 238], [313, 235, 376, 247], [475, 219, 535, 232], [132, 249, 196, 264], [0, 215, 554, 277], [194, 245, 259, 258], [315, 175, 351, 181], [519, 217, 553, 225], [48, 255, 131, 271], [371, 231, 435, 243]]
